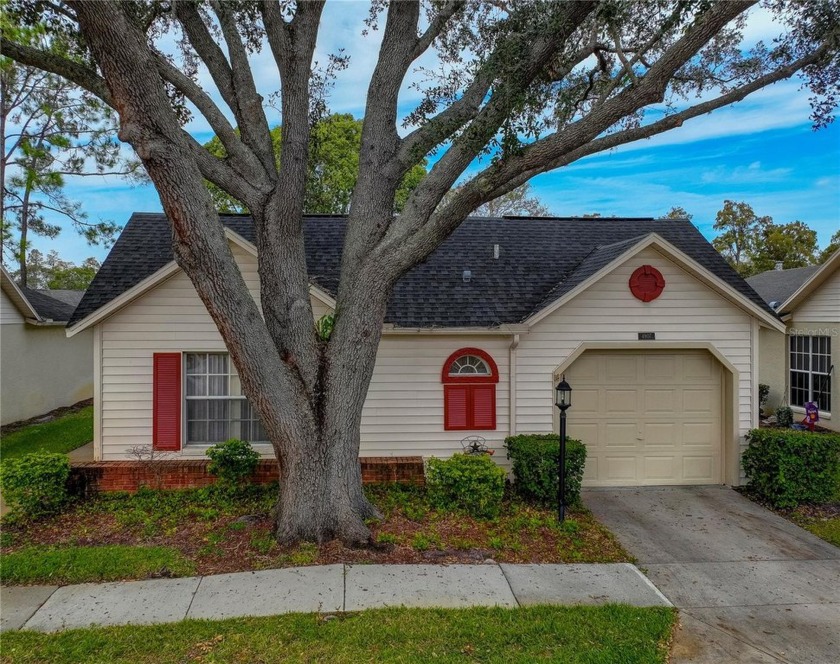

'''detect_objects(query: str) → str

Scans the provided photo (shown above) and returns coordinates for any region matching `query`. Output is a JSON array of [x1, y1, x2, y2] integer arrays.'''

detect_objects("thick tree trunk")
[[273, 420, 380, 546]]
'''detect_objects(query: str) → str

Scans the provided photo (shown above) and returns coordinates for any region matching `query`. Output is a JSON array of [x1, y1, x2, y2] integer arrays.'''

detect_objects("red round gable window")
[[442, 348, 499, 431], [629, 265, 665, 302]]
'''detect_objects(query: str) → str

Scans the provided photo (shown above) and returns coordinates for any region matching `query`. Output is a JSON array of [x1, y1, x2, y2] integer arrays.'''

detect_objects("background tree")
[[819, 230, 840, 262], [471, 183, 550, 216], [664, 206, 693, 220], [5, 0, 837, 545], [1, 57, 134, 286], [712, 200, 769, 275], [712, 200, 821, 275], [205, 114, 427, 214], [13, 249, 99, 290], [750, 219, 819, 273]]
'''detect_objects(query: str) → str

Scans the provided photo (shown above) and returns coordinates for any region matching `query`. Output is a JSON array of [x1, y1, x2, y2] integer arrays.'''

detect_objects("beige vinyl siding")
[[99, 242, 507, 460], [360, 336, 509, 460], [0, 289, 24, 324], [516, 247, 754, 476], [792, 268, 839, 322], [100, 243, 331, 459]]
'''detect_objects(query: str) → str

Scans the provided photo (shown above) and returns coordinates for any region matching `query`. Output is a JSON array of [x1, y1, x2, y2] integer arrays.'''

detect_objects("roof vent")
[[775, 261, 784, 271], [462, 269, 472, 283], [493, 244, 500, 259]]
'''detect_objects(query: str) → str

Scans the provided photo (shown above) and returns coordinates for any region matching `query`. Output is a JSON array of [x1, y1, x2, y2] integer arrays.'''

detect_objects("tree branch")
[[412, 0, 465, 60], [0, 39, 114, 107], [152, 53, 266, 185], [210, 0, 275, 175]]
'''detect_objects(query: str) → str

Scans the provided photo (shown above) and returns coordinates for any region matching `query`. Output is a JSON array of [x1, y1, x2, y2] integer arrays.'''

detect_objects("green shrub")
[[775, 406, 794, 428], [742, 428, 840, 508], [0, 452, 70, 520], [504, 434, 587, 507], [206, 439, 260, 487], [425, 454, 506, 519]]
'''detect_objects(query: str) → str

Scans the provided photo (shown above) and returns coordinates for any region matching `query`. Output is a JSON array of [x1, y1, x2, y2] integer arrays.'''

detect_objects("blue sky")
[[28, 5, 840, 264]]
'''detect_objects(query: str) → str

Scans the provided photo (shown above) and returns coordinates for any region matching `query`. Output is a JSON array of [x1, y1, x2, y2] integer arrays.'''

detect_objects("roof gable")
[[526, 233, 785, 331], [746, 265, 821, 307], [778, 248, 840, 315], [69, 213, 777, 330], [1, 267, 40, 320]]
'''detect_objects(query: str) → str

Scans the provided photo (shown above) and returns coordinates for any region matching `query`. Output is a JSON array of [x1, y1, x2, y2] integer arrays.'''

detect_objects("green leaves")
[[743, 428, 840, 508], [206, 439, 261, 488], [0, 452, 71, 520], [425, 454, 506, 519], [504, 434, 587, 507], [203, 114, 427, 215], [711, 200, 820, 276]]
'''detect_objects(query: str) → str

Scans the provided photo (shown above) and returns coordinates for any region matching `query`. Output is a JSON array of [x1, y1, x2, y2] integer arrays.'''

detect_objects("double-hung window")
[[184, 352, 267, 444], [789, 336, 832, 412]]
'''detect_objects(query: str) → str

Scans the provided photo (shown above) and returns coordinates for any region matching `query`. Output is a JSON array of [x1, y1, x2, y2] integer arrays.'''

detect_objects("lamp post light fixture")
[[554, 375, 573, 523]]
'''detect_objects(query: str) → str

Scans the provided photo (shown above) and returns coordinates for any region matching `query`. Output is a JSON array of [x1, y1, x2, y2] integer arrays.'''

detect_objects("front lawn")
[[0, 406, 93, 462], [739, 488, 840, 549], [0, 605, 676, 664], [787, 504, 840, 547], [1, 483, 630, 585], [0, 544, 195, 585]]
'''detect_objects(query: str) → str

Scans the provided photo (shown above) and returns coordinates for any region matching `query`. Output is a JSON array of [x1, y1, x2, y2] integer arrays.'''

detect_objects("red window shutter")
[[153, 353, 181, 451], [471, 385, 496, 430], [444, 385, 469, 430]]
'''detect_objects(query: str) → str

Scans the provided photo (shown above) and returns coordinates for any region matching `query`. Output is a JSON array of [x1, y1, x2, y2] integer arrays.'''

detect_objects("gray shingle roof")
[[746, 266, 821, 307], [20, 288, 81, 322], [68, 213, 777, 327]]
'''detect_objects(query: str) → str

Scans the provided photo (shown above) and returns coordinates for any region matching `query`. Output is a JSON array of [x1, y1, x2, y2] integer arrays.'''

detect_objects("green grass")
[[0, 544, 195, 585], [800, 518, 840, 547], [0, 406, 93, 461], [0, 605, 676, 663]]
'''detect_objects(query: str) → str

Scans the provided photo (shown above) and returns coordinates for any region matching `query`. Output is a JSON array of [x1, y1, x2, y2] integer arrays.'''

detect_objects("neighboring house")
[[67, 213, 785, 487], [747, 250, 839, 432], [1, 267, 93, 425]]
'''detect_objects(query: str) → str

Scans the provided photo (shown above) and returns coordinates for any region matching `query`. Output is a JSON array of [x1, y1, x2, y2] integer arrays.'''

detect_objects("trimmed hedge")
[[425, 454, 506, 519], [0, 452, 70, 520], [505, 434, 587, 507], [742, 428, 840, 508]]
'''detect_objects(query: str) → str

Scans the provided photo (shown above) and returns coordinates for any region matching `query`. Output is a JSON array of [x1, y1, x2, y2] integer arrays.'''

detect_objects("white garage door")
[[563, 350, 723, 486]]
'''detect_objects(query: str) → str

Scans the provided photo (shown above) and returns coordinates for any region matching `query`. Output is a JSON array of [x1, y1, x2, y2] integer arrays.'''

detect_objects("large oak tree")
[[4, 0, 837, 544]]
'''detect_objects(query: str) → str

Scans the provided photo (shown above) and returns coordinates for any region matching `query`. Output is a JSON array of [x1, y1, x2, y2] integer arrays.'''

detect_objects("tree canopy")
[[204, 114, 427, 214], [0, 57, 132, 286], [4, 0, 837, 545], [12, 249, 100, 289], [711, 200, 821, 276]]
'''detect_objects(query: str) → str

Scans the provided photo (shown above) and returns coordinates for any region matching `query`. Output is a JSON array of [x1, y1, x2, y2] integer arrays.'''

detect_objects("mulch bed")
[[1, 484, 630, 579]]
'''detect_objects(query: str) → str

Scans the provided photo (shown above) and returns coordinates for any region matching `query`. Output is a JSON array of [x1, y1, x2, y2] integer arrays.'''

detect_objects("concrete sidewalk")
[[1, 562, 671, 633]]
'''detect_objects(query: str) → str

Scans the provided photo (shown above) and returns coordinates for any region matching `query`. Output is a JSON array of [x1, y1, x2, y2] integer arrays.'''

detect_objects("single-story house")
[[1, 266, 93, 425], [747, 250, 839, 432], [66, 213, 786, 487]]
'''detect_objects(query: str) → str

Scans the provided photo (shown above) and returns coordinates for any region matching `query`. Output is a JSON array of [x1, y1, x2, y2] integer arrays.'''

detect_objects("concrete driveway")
[[584, 486, 840, 664]]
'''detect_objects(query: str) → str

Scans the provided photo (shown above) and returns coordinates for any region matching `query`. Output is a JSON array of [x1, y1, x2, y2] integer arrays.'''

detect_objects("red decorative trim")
[[629, 265, 666, 302], [441, 347, 500, 383]]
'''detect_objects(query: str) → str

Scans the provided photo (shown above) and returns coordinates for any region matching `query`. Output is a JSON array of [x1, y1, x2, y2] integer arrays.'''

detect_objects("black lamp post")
[[555, 375, 572, 523]]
